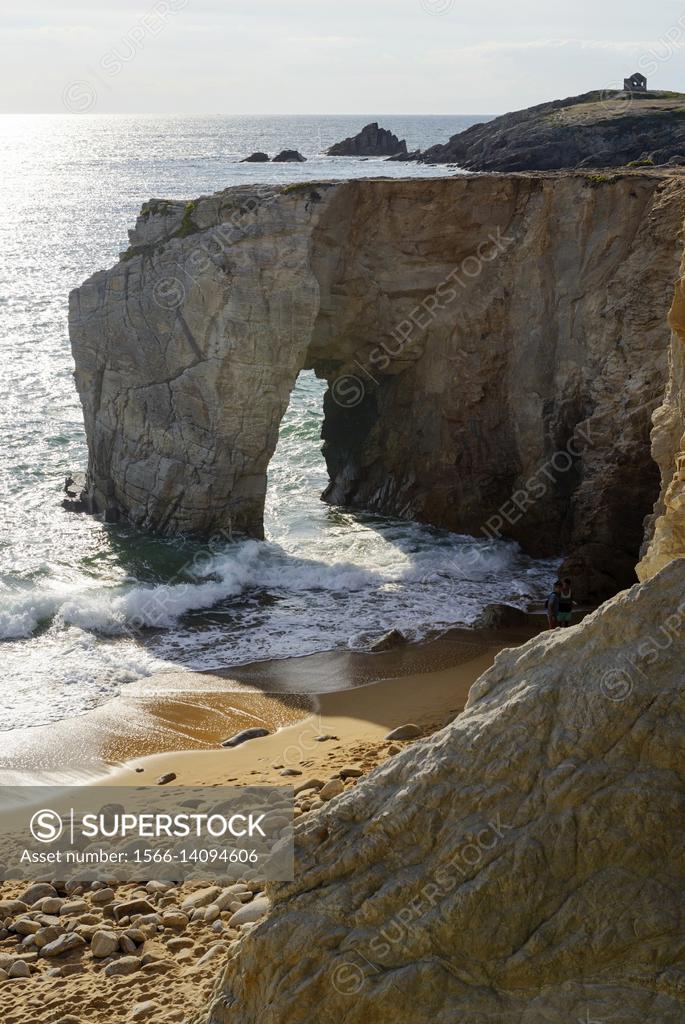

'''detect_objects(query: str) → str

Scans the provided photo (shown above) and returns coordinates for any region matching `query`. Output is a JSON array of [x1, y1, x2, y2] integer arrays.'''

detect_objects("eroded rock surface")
[[202, 558, 685, 1024], [69, 173, 685, 595], [638, 249, 685, 581], [422, 91, 685, 170]]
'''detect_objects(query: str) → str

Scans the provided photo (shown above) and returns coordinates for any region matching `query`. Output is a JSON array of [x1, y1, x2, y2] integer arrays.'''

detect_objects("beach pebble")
[[280, 767, 302, 776], [104, 955, 141, 977], [194, 943, 228, 968], [36, 897, 64, 914], [204, 904, 221, 923], [132, 1001, 158, 1021], [119, 934, 138, 955], [319, 778, 345, 801], [161, 911, 189, 929], [0, 900, 28, 918], [60, 899, 89, 917], [34, 925, 64, 948], [339, 766, 363, 778], [156, 772, 177, 785], [91, 887, 115, 905], [294, 778, 325, 795], [59, 963, 85, 978], [12, 918, 41, 936], [167, 937, 194, 952], [227, 897, 269, 928], [385, 724, 421, 740], [91, 930, 119, 959], [221, 727, 270, 748], [8, 960, 31, 979], [19, 882, 57, 906], [40, 932, 86, 957], [181, 886, 221, 911], [113, 898, 157, 922], [146, 880, 173, 895]]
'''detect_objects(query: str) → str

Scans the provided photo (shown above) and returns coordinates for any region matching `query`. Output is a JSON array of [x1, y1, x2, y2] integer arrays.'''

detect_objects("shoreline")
[[0, 622, 543, 787]]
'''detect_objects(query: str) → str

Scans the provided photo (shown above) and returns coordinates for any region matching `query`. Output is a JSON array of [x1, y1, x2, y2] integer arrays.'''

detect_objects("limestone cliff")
[[201, 558, 685, 1024], [638, 253, 685, 580], [69, 173, 685, 597]]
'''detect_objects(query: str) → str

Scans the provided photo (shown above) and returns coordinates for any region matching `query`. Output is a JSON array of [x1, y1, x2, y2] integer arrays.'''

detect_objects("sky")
[[2, 0, 685, 115]]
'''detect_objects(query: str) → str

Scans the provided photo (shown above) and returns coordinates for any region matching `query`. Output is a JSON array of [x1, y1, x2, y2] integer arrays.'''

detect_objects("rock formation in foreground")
[[69, 173, 685, 598], [422, 91, 685, 170], [200, 557, 685, 1024], [638, 232, 685, 582], [326, 122, 407, 157]]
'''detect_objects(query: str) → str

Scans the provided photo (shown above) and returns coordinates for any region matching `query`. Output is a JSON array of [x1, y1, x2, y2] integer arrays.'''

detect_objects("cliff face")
[[69, 173, 685, 597], [202, 558, 685, 1024], [421, 91, 685, 170], [638, 257, 685, 580]]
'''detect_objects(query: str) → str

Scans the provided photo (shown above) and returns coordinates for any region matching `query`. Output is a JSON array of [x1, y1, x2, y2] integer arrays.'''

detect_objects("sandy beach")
[[0, 622, 541, 1023]]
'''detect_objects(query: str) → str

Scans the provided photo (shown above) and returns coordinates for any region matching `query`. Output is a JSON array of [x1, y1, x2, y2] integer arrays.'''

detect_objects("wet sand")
[[0, 624, 539, 785]]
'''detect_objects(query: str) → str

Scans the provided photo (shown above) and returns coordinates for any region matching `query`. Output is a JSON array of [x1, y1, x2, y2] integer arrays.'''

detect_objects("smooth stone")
[[280, 768, 302, 776], [8, 960, 31, 978], [59, 900, 89, 917], [156, 772, 176, 785], [221, 727, 270, 748], [293, 778, 325, 795], [113, 898, 157, 922], [385, 724, 421, 741], [0, 900, 28, 917], [91, 887, 115, 905], [104, 955, 141, 977], [319, 778, 345, 801], [227, 897, 269, 928], [181, 886, 221, 911], [40, 933, 86, 957], [339, 766, 363, 779], [34, 925, 64, 948], [19, 883, 57, 906], [119, 934, 137, 955], [132, 1002, 158, 1021], [90, 930, 119, 958]]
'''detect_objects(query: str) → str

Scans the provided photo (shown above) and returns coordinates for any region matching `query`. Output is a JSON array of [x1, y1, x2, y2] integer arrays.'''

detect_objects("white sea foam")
[[0, 116, 555, 730]]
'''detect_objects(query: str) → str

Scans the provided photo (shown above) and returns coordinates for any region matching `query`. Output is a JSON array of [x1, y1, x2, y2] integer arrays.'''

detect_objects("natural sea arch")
[[69, 174, 685, 598]]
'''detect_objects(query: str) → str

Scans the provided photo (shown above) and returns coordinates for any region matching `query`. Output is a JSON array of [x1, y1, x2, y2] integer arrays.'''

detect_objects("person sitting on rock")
[[545, 581, 562, 629], [557, 577, 574, 627]]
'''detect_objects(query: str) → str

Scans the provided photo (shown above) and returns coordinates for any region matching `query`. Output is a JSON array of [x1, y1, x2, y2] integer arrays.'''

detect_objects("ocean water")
[[0, 114, 555, 732]]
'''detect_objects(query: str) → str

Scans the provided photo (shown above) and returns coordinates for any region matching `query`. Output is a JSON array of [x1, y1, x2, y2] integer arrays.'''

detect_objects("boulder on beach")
[[221, 726, 270, 748], [370, 628, 408, 652], [326, 122, 408, 157], [272, 149, 306, 162], [240, 152, 270, 163]]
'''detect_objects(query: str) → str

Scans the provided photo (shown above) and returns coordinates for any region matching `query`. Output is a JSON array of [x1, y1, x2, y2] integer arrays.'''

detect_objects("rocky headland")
[[70, 171, 685, 599], [421, 90, 685, 170]]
